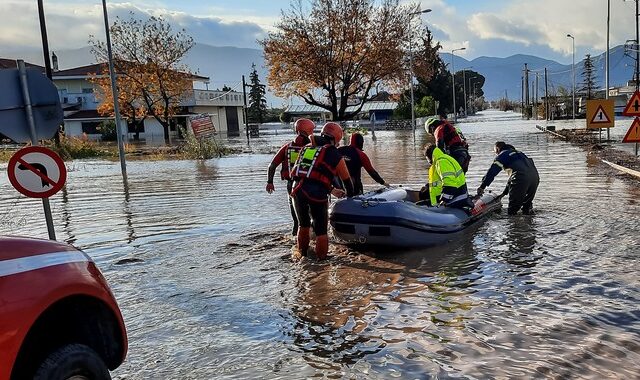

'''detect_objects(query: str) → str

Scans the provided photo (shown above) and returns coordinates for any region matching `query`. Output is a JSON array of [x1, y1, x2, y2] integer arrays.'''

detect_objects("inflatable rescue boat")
[[329, 187, 502, 247]]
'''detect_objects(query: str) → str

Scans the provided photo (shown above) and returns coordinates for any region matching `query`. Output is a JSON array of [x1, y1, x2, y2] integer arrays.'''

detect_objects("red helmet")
[[320, 122, 343, 144], [294, 118, 315, 136]]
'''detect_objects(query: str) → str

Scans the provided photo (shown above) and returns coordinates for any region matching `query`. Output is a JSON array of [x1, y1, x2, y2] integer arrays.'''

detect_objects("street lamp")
[[566, 34, 575, 122], [451, 47, 466, 122], [462, 66, 472, 117], [468, 76, 477, 114], [408, 8, 431, 138]]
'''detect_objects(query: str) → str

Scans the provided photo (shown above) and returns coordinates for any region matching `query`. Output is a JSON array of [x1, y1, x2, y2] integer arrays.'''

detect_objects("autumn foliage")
[[262, 0, 438, 121], [90, 14, 194, 142]]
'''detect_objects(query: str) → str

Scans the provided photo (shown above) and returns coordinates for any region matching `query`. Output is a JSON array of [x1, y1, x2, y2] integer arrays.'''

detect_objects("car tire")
[[33, 343, 111, 380]]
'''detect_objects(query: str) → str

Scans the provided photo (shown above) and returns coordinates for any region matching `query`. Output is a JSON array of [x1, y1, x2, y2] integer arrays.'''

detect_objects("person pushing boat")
[[338, 132, 388, 195]]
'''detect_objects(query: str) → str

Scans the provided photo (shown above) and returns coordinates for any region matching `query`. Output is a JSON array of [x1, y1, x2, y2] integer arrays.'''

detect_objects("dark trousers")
[[449, 147, 471, 173], [292, 191, 329, 236], [287, 180, 298, 235], [508, 172, 539, 215]]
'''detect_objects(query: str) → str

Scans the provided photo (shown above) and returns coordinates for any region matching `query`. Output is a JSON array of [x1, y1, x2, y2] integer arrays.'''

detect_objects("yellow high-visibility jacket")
[[429, 147, 468, 206]]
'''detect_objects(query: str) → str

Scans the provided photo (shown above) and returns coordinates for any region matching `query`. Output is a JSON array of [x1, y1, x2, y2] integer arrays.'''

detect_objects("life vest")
[[436, 122, 466, 149], [280, 142, 303, 180], [292, 144, 337, 189], [428, 147, 467, 206], [279, 136, 309, 180]]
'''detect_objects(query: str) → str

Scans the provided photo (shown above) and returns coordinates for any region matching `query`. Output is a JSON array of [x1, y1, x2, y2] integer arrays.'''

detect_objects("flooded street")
[[2, 110, 639, 378]]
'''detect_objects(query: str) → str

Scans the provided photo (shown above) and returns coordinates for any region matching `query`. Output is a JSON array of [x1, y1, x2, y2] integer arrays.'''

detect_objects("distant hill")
[[3, 43, 636, 103], [441, 45, 635, 101]]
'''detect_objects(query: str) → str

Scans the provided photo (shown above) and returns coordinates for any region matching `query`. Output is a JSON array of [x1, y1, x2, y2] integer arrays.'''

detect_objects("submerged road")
[[1, 110, 639, 378]]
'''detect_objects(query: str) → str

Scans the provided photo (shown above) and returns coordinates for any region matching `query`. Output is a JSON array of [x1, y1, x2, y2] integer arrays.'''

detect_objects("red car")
[[0, 236, 127, 380]]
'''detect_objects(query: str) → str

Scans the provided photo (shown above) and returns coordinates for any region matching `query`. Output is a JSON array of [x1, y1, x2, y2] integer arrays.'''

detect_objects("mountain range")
[[3, 43, 636, 105]]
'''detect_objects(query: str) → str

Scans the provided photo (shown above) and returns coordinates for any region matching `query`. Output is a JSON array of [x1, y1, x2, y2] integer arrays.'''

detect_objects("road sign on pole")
[[586, 99, 614, 129], [14, 60, 60, 240], [622, 90, 640, 117], [622, 118, 640, 143], [8, 146, 66, 198]]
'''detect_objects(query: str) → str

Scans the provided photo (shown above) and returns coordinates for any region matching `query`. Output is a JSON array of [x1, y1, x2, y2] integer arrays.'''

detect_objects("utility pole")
[[534, 74, 538, 119], [521, 75, 524, 118], [451, 47, 466, 122], [407, 8, 431, 141], [37, 0, 52, 79], [636, 0, 640, 156], [545, 67, 549, 121], [606, 0, 611, 140], [567, 34, 576, 123], [242, 75, 249, 145], [524, 63, 530, 120], [102, 0, 128, 184], [463, 68, 467, 117]]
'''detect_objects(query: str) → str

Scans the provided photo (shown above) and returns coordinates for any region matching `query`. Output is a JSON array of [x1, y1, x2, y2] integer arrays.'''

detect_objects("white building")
[[3, 56, 246, 143]]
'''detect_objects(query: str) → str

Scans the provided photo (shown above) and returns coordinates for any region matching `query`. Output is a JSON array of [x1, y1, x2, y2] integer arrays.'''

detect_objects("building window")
[[127, 122, 145, 133], [82, 88, 94, 94], [81, 121, 101, 134]]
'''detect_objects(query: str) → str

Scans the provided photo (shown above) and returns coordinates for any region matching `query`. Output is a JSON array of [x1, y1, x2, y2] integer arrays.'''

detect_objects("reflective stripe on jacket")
[[292, 145, 337, 190], [283, 143, 303, 179], [429, 147, 468, 206], [279, 135, 308, 180]]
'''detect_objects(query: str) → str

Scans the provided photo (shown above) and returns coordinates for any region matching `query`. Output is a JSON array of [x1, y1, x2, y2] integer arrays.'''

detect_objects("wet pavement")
[[1, 110, 639, 379]]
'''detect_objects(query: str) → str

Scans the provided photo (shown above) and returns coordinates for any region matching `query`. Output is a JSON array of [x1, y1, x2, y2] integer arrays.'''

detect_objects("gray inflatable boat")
[[329, 187, 502, 248]]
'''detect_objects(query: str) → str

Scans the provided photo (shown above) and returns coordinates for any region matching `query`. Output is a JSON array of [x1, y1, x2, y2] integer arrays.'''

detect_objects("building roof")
[[0, 58, 44, 71], [285, 101, 397, 114], [53, 63, 107, 77], [52, 62, 209, 82], [64, 110, 110, 120]]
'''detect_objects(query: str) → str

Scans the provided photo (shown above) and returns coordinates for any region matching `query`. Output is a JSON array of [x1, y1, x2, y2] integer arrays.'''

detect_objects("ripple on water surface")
[[1, 110, 639, 378]]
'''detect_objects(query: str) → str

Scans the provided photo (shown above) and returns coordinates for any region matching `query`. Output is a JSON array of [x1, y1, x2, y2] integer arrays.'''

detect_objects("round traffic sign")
[[7, 146, 67, 198]]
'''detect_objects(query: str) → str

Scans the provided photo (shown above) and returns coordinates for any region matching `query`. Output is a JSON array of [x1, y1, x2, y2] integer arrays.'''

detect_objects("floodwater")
[[1, 110, 640, 379]]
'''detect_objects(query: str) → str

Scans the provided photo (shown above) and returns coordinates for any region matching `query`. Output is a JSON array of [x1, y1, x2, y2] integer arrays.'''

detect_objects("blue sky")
[[0, 0, 637, 64]]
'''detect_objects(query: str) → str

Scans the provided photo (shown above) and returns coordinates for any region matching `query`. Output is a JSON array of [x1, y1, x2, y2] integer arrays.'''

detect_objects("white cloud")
[[468, 0, 636, 56], [0, 0, 268, 52], [410, 0, 638, 60]]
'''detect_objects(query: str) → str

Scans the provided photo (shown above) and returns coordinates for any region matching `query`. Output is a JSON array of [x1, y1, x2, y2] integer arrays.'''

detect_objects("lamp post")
[[468, 76, 477, 115], [408, 8, 431, 138], [566, 34, 575, 123], [462, 67, 472, 117], [451, 47, 466, 122], [606, 0, 610, 140]]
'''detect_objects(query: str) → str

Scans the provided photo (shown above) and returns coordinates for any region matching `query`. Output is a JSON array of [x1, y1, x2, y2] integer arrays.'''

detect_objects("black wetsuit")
[[481, 148, 540, 215]]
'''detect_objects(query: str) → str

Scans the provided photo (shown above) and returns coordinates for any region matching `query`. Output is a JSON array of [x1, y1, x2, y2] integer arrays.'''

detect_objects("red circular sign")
[[7, 146, 67, 198]]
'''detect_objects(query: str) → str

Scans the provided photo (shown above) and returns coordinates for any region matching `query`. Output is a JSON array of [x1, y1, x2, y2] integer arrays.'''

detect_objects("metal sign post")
[[102, 0, 128, 184], [17, 60, 56, 240]]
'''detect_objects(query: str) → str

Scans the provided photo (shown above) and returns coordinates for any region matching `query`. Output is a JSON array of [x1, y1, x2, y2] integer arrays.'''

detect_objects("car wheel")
[[33, 343, 111, 380]]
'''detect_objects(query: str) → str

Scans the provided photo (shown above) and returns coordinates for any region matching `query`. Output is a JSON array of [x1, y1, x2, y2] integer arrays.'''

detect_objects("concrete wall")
[[63, 120, 102, 141], [142, 118, 171, 145]]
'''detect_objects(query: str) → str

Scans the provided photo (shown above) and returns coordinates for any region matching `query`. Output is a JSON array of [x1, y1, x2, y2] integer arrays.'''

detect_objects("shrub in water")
[[179, 127, 229, 159]]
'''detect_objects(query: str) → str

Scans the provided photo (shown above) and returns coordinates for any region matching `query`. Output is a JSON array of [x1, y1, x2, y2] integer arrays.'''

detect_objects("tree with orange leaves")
[[90, 13, 194, 143], [89, 67, 147, 140], [262, 0, 438, 121]]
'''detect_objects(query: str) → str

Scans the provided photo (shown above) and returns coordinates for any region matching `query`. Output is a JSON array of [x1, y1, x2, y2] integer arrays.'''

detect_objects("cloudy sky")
[[0, 0, 636, 64]]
